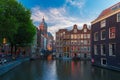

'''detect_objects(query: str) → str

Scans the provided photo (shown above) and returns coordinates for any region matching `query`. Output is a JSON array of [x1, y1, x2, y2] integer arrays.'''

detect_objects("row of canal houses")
[[91, 2, 120, 70], [55, 2, 120, 71]]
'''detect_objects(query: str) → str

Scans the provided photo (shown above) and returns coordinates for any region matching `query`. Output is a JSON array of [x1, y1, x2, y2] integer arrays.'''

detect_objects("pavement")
[[0, 57, 30, 76]]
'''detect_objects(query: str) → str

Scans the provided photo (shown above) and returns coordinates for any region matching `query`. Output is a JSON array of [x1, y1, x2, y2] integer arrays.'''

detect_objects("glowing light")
[[3, 38, 7, 44]]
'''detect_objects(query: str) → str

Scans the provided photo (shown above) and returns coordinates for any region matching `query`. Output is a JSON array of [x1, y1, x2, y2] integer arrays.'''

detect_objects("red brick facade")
[[56, 24, 91, 58]]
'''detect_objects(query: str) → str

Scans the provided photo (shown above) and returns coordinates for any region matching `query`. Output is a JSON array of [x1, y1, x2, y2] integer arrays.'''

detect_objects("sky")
[[18, 0, 120, 38]]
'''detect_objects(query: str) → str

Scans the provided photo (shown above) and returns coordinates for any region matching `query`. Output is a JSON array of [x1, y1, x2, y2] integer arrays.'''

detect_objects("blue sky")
[[18, 0, 120, 37]]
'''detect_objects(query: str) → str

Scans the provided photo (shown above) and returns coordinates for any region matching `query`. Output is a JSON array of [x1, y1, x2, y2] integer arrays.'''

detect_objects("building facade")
[[91, 2, 120, 70], [56, 24, 91, 59], [37, 18, 54, 55], [47, 32, 54, 51]]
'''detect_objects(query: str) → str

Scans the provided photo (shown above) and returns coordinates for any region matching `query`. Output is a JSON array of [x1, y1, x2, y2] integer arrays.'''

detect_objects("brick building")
[[37, 18, 54, 55], [91, 2, 120, 70], [56, 24, 91, 59]]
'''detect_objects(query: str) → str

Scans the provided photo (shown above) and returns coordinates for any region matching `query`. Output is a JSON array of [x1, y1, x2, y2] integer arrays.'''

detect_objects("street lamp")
[[3, 38, 7, 44]]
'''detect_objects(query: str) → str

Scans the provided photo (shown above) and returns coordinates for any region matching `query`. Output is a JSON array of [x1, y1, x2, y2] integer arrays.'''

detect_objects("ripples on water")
[[0, 60, 120, 80]]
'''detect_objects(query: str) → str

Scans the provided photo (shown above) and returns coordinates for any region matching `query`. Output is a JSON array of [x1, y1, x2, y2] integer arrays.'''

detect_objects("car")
[[0, 58, 7, 64]]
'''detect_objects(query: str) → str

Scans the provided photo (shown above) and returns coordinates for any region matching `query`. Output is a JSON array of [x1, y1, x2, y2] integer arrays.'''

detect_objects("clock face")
[[74, 29, 77, 33]]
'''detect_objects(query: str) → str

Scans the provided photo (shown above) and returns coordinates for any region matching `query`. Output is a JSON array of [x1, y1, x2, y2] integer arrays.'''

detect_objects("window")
[[84, 34, 87, 39], [74, 34, 77, 39], [94, 32, 98, 41], [87, 34, 90, 38], [80, 40, 84, 44], [101, 58, 107, 65], [84, 29, 87, 32], [87, 40, 90, 45], [101, 20, 106, 28], [101, 30, 106, 40], [71, 34, 73, 39], [101, 44, 106, 55], [109, 43, 116, 56], [88, 47, 90, 52], [94, 45, 98, 55], [109, 27, 116, 39], [74, 29, 77, 33], [117, 13, 120, 22], [81, 34, 83, 39], [83, 40, 87, 45]]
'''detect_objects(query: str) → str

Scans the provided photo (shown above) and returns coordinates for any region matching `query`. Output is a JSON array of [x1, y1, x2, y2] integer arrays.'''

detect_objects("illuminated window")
[[101, 20, 106, 28], [81, 34, 83, 39], [109, 27, 116, 39], [71, 34, 73, 39], [74, 34, 77, 39]]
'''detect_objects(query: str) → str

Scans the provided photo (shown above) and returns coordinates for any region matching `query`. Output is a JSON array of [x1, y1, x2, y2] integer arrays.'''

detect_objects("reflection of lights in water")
[[91, 58, 94, 63], [42, 61, 57, 80], [47, 55, 52, 60], [47, 44, 52, 51]]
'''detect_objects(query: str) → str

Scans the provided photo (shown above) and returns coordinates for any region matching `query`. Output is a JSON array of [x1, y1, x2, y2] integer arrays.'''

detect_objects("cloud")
[[31, 0, 91, 39], [66, 0, 85, 8]]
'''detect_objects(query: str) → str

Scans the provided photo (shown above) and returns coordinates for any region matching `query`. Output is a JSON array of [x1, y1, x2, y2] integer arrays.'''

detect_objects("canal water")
[[0, 60, 120, 80]]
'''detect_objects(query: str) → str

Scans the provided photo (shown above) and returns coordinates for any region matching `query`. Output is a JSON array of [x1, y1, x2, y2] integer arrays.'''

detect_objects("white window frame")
[[101, 44, 106, 55], [101, 29, 106, 40], [109, 43, 116, 56], [101, 20, 106, 28], [94, 32, 98, 41], [94, 45, 98, 55], [117, 12, 120, 22], [109, 27, 116, 39]]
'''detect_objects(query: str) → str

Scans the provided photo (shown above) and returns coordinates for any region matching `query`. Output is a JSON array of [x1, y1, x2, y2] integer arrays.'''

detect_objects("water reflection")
[[0, 60, 120, 80]]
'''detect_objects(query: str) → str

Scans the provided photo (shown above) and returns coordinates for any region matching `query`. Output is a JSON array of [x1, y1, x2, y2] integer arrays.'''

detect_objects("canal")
[[0, 60, 120, 80]]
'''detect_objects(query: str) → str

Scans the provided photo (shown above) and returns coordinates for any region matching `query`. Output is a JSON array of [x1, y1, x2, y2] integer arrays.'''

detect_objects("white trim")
[[101, 29, 106, 40], [91, 9, 120, 25], [117, 12, 120, 22]]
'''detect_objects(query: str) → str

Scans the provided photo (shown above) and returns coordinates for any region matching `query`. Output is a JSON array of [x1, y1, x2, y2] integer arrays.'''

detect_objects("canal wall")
[[0, 58, 29, 76]]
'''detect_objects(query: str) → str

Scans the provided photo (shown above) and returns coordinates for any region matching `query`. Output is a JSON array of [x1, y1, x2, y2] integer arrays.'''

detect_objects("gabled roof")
[[92, 2, 120, 24]]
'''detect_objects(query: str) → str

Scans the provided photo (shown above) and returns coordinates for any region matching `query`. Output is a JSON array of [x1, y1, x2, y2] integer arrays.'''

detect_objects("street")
[[0, 60, 120, 80]]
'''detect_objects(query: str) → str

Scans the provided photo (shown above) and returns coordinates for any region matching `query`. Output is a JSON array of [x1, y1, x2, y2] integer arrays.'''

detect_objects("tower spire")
[[42, 16, 45, 22]]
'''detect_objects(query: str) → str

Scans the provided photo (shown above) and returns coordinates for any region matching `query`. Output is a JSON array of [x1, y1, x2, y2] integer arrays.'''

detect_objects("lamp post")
[[3, 38, 6, 44], [2, 38, 7, 55]]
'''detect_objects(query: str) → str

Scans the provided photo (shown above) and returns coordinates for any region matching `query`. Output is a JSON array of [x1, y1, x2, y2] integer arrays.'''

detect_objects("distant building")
[[91, 2, 120, 70], [56, 24, 91, 59], [47, 32, 54, 52], [37, 17, 48, 54], [37, 17, 54, 55]]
